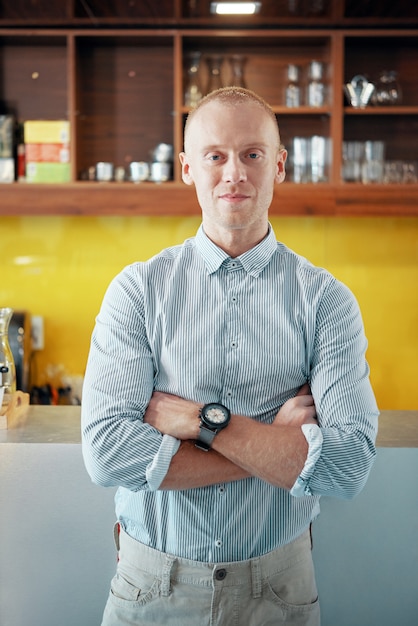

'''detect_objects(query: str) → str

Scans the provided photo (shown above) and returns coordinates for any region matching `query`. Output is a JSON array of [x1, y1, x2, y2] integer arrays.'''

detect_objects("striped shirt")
[[81, 224, 378, 562]]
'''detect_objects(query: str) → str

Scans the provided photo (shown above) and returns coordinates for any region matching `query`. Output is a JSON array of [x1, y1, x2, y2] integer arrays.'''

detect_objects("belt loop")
[[161, 555, 175, 597], [250, 557, 262, 599]]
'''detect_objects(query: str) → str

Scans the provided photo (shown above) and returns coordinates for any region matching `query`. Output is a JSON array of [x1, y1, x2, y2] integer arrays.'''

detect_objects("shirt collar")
[[195, 224, 278, 277]]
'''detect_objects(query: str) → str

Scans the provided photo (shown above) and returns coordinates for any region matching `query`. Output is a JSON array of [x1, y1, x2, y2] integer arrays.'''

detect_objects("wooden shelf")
[[344, 106, 418, 115], [1, 182, 416, 217], [0, 3, 417, 218]]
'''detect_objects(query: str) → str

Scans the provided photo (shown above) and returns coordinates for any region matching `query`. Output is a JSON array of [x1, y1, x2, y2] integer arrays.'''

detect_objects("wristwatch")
[[195, 403, 231, 451]]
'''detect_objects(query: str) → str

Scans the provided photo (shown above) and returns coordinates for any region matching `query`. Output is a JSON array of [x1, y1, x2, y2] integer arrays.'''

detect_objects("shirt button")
[[215, 539, 222, 548], [231, 296, 237, 303], [215, 568, 227, 581], [231, 341, 237, 348], [218, 485, 225, 494]]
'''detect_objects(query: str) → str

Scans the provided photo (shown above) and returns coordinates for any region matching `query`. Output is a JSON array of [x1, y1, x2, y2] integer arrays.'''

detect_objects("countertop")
[[1, 406, 417, 447]]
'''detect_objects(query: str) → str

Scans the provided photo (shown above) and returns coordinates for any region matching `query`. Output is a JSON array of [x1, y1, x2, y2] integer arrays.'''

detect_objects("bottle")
[[0, 307, 16, 417], [205, 54, 224, 94], [184, 51, 203, 108], [228, 54, 247, 88], [307, 60, 325, 107], [285, 64, 301, 107]]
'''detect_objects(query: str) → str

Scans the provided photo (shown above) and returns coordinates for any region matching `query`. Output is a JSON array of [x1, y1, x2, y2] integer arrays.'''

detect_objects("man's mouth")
[[219, 193, 249, 203]]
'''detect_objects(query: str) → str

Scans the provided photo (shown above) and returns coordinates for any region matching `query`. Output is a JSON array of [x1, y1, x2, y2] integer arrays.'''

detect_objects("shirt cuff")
[[145, 434, 181, 491], [290, 423, 323, 498]]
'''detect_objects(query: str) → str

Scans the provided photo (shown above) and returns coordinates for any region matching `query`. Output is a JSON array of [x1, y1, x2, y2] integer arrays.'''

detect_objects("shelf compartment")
[[74, 34, 175, 180], [181, 32, 333, 109], [74, 0, 176, 20], [181, 0, 333, 19], [0, 34, 68, 120], [344, 34, 418, 107], [344, 0, 418, 19], [0, 1, 70, 21], [344, 114, 418, 162]]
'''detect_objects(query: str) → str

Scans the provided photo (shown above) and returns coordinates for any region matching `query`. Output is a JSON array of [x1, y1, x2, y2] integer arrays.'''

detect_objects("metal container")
[[96, 162, 114, 181], [151, 143, 173, 163], [150, 162, 171, 182], [130, 161, 150, 182]]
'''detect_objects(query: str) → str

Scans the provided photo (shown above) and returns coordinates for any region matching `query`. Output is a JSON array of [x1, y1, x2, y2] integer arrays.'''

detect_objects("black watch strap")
[[195, 425, 217, 451]]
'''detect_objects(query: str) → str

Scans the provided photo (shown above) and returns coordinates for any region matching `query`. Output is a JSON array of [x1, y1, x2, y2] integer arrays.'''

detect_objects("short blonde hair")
[[184, 86, 282, 152]]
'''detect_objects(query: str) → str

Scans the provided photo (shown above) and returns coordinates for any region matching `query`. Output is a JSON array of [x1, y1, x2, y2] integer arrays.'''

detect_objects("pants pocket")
[[109, 564, 160, 608], [264, 550, 319, 613]]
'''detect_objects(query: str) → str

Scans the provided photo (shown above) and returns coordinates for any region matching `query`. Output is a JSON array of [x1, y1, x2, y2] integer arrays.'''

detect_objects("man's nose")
[[222, 156, 247, 183]]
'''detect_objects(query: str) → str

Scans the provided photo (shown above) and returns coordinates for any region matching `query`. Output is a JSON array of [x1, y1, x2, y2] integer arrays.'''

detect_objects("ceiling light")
[[210, 2, 261, 15]]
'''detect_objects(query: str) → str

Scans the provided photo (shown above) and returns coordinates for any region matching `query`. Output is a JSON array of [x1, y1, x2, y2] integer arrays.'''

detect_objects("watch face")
[[202, 403, 231, 428], [206, 406, 228, 424]]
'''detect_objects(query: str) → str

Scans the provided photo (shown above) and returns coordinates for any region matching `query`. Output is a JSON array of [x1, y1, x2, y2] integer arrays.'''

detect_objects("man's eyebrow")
[[200, 142, 270, 152]]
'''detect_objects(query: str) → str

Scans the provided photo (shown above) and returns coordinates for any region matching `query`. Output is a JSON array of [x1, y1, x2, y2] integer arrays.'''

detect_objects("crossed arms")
[[143, 384, 317, 491]]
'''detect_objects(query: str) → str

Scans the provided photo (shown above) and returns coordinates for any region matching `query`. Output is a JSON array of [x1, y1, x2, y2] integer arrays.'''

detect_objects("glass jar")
[[285, 64, 301, 108], [374, 70, 402, 106], [307, 60, 325, 107], [0, 307, 16, 417]]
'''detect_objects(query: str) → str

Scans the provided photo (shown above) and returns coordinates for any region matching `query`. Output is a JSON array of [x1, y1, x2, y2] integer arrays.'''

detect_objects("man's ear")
[[179, 152, 194, 186], [275, 149, 287, 184]]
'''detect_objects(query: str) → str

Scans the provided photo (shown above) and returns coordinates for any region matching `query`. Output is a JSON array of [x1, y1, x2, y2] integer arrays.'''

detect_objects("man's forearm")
[[145, 389, 314, 492], [211, 413, 309, 491], [159, 440, 251, 490]]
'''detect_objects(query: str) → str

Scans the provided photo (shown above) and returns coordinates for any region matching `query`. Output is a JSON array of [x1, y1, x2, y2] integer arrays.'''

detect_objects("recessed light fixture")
[[210, 2, 261, 15]]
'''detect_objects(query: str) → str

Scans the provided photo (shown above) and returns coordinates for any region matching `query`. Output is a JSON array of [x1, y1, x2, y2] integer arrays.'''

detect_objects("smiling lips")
[[219, 192, 250, 203]]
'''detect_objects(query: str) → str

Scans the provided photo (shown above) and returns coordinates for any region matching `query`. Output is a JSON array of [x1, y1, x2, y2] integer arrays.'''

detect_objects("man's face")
[[180, 100, 286, 238]]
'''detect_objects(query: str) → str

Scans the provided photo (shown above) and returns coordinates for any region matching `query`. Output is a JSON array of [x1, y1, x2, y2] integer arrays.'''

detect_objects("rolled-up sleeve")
[[81, 265, 178, 491], [292, 278, 379, 500]]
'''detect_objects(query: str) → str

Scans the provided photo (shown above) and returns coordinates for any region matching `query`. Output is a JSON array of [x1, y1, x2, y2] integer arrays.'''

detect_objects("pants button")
[[215, 568, 227, 581]]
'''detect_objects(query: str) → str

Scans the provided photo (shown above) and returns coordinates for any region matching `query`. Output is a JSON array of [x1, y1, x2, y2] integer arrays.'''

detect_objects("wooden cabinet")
[[0, 0, 417, 216]]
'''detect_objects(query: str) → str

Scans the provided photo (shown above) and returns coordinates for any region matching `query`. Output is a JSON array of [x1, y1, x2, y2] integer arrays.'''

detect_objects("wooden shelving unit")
[[0, 1, 417, 217]]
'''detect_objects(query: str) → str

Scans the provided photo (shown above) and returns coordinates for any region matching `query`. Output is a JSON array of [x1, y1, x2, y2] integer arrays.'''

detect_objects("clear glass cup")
[[361, 141, 385, 183], [383, 161, 403, 184], [342, 141, 365, 182], [402, 162, 418, 184], [310, 135, 329, 183], [291, 137, 310, 183]]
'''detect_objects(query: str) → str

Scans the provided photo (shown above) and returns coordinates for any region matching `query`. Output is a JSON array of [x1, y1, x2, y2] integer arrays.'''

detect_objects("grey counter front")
[[1, 407, 417, 626]]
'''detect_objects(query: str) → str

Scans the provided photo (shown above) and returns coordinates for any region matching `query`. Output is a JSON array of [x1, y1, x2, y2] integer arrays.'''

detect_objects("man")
[[82, 87, 379, 626]]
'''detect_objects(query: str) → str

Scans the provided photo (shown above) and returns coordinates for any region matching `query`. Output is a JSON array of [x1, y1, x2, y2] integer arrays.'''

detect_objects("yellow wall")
[[1, 214, 417, 410]]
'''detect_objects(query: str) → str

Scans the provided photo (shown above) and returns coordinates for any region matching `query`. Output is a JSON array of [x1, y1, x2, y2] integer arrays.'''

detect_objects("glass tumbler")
[[362, 141, 385, 184]]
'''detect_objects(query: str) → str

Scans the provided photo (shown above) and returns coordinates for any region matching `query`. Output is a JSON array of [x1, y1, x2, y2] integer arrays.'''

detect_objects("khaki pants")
[[101, 525, 320, 626]]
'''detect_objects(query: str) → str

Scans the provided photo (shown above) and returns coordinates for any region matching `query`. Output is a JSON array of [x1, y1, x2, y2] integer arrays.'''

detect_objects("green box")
[[26, 162, 71, 183]]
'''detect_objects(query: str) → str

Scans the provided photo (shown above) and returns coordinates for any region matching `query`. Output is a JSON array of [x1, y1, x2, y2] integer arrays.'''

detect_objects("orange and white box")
[[25, 143, 70, 163]]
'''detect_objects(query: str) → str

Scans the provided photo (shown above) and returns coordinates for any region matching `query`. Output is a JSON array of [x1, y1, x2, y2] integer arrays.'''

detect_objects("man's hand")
[[273, 383, 317, 427], [143, 391, 201, 440]]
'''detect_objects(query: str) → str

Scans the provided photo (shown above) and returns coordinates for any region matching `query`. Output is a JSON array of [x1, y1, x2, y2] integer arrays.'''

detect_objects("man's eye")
[[248, 152, 260, 159]]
